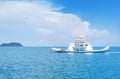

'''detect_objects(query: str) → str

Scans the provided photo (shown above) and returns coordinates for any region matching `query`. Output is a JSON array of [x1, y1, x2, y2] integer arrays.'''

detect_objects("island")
[[0, 42, 23, 47]]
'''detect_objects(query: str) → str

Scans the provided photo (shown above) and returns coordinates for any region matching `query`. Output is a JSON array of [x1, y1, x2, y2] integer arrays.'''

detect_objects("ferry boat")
[[52, 36, 109, 53]]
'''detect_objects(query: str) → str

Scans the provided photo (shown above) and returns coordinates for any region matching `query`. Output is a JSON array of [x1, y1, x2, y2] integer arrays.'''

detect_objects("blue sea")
[[0, 47, 120, 79]]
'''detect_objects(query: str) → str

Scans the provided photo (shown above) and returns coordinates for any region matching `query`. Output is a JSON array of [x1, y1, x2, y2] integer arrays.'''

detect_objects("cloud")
[[36, 28, 53, 36], [0, 1, 109, 46]]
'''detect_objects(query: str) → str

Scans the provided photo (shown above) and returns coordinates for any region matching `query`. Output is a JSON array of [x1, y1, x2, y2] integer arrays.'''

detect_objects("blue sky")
[[0, 0, 119, 46], [52, 0, 120, 28]]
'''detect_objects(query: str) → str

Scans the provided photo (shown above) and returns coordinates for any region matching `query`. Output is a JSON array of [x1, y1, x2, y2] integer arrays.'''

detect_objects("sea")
[[0, 47, 120, 79]]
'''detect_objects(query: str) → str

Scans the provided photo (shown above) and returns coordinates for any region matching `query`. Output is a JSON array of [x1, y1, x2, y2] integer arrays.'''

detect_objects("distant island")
[[0, 42, 23, 47]]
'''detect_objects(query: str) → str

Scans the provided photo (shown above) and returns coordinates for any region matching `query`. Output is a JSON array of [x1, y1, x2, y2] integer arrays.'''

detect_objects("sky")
[[0, 0, 119, 46]]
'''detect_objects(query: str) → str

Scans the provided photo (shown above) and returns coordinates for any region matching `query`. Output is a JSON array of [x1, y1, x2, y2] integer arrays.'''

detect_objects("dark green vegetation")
[[0, 42, 23, 47]]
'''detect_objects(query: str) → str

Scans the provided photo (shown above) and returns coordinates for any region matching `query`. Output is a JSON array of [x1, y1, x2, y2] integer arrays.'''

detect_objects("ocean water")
[[0, 47, 120, 79]]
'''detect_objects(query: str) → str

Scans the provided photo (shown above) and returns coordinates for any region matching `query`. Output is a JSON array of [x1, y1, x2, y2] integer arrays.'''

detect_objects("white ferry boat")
[[52, 36, 109, 53]]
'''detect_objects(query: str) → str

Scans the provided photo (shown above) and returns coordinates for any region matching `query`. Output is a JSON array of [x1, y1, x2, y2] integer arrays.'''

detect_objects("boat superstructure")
[[66, 36, 93, 52]]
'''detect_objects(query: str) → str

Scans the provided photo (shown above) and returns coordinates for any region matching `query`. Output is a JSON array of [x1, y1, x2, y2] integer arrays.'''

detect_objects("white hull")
[[52, 46, 109, 53]]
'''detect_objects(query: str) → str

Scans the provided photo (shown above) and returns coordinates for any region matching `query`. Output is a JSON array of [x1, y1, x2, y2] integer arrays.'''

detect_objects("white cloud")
[[36, 28, 53, 36], [0, 1, 109, 46]]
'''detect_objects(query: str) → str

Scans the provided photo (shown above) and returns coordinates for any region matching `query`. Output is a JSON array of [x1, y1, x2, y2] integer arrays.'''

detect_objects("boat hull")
[[51, 46, 109, 53], [52, 50, 109, 53]]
